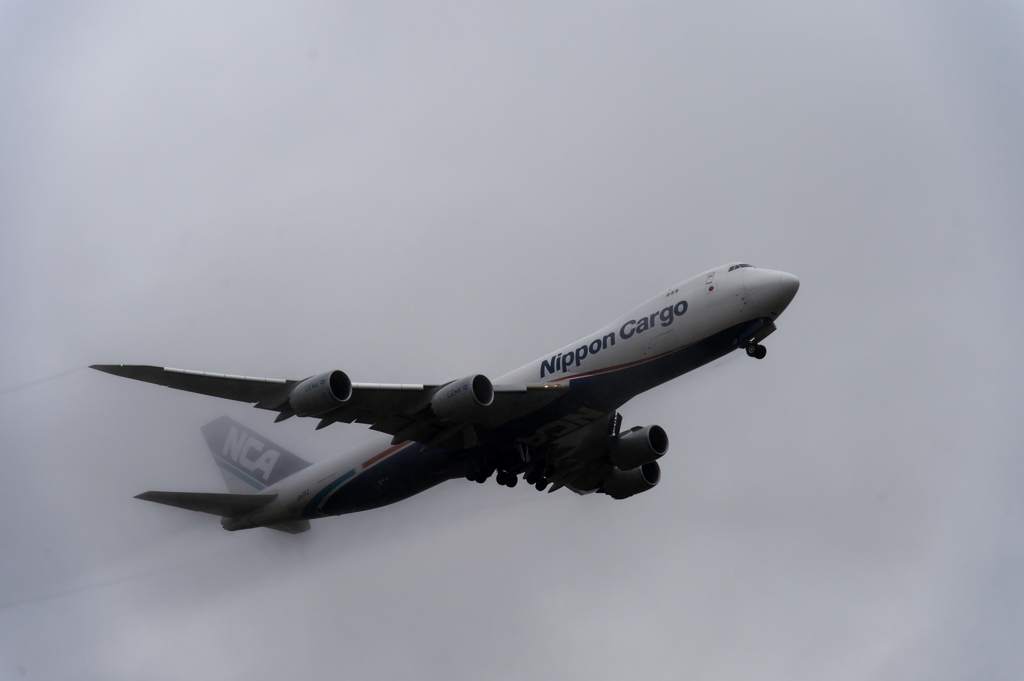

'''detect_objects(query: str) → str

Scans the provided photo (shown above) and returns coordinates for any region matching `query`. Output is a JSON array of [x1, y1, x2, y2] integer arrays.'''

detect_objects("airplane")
[[92, 263, 799, 534]]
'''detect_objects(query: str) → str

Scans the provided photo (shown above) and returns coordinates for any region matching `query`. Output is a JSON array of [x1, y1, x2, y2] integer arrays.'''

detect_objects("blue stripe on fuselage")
[[311, 442, 465, 517], [301, 469, 357, 518]]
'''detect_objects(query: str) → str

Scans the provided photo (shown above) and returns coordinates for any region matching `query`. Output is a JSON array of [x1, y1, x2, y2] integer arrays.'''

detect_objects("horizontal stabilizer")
[[135, 491, 277, 517], [267, 520, 311, 534]]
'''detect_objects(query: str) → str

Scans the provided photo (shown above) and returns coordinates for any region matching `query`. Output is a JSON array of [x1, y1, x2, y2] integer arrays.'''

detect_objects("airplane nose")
[[765, 271, 800, 316], [778, 272, 800, 303], [743, 269, 799, 318]]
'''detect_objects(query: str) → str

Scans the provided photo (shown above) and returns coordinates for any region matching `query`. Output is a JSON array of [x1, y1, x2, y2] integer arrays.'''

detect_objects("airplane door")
[[705, 270, 725, 307], [645, 329, 679, 357]]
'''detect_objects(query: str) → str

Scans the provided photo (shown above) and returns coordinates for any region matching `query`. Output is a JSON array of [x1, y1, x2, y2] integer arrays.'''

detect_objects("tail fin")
[[201, 416, 312, 493]]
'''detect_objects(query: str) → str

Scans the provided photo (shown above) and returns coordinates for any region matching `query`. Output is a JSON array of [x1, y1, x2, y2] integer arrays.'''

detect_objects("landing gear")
[[467, 462, 494, 484], [496, 471, 518, 487], [746, 344, 767, 360], [524, 467, 549, 490]]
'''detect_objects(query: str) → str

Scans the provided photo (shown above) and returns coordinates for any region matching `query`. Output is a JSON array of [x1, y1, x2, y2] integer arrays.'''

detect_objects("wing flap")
[[368, 414, 416, 434], [473, 385, 568, 429]]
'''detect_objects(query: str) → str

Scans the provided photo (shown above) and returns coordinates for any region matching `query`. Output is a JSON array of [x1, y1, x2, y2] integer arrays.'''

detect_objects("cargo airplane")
[[93, 263, 799, 534]]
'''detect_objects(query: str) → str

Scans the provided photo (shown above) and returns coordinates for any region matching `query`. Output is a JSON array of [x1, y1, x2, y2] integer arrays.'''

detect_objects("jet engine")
[[602, 461, 661, 499], [431, 375, 494, 423], [289, 370, 353, 417], [609, 425, 668, 470]]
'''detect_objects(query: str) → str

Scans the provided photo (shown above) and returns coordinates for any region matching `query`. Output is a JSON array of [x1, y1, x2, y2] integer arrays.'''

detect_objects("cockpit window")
[[728, 263, 754, 272]]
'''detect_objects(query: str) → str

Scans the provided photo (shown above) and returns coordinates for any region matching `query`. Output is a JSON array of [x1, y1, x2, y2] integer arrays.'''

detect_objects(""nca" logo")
[[222, 426, 280, 481]]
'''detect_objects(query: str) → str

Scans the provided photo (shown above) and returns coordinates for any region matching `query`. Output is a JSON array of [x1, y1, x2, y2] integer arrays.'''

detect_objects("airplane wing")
[[539, 415, 617, 494], [526, 413, 665, 498], [91, 364, 566, 448]]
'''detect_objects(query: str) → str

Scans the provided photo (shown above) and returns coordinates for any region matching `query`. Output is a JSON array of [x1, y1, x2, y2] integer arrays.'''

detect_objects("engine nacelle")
[[609, 425, 669, 470], [289, 370, 353, 417], [431, 374, 494, 423], [602, 461, 661, 499]]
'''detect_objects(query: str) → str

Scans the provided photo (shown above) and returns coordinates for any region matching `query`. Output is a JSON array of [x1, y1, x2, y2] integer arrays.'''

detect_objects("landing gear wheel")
[[507, 474, 518, 488], [496, 471, 509, 486], [746, 344, 766, 359], [535, 480, 548, 491]]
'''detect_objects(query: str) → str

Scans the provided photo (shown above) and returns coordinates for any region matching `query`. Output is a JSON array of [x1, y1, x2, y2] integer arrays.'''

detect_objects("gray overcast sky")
[[1, 1, 1022, 679]]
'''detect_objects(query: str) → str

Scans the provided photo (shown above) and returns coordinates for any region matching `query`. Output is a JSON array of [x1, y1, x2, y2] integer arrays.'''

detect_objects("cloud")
[[1, 1, 1021, 679]]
